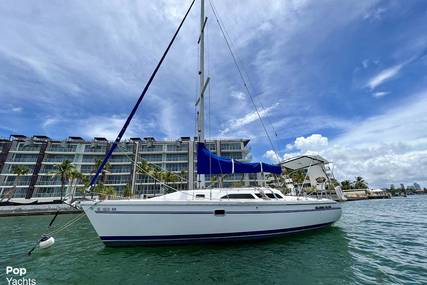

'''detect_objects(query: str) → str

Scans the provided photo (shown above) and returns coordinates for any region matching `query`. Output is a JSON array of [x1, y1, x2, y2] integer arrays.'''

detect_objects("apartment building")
[[0, 135, 258, 198]]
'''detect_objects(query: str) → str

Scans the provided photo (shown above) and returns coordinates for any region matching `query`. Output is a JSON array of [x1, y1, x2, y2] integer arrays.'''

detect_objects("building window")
[[47, 144, 77, 152], [80, 165, 96, 173], [45, 154, 75, 163], [110, 165, 132, 173], [140, 154, 163, 162], [220, 143, 241, 151], [166, 144, 189, 152], [113, 144, 134, 153], [16, 143, 42, 152], [140, 144, 163, 152], [11, 154, 39, 162], [165, 163, 188, 172], [82, 154, 105, 163], [221, 152, 242, 160], [166, 153, 188, 161], [84, 144, 107, 153], [205, 143, 216, 151]]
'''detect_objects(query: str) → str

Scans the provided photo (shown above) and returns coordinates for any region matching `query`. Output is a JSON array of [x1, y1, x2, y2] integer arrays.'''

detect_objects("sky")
[[1, 0, 427, 187]]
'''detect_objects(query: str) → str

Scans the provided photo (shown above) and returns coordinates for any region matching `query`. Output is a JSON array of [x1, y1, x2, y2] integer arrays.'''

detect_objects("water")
[[1, 196, 426, 285]]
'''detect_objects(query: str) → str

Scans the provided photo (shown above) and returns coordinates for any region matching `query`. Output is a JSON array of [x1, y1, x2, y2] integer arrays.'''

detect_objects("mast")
[[197, 0, 205, 142], [196, 0, 206, 189]]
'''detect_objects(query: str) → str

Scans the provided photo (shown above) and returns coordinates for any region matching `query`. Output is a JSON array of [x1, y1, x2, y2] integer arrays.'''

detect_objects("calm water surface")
[[0, 196, 426, 285]]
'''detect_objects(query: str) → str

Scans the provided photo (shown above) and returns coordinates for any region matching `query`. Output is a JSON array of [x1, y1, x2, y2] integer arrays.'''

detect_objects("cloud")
[[363, 7, 388, 21], [230, 91, 246, 101], [76, 115, 145, 141], [366, 63, 404, 90], [11, 107, 22, 112], [264, 90, 427, 187], [373, 91, 389, 98], [220, 103, 279, 136], [42, 116, 60, 129], [264, 150, 280, 163], [286, 134, 328, 152]]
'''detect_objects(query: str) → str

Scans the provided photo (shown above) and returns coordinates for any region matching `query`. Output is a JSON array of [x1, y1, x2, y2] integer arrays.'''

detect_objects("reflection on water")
[[1, 196, 426, 285]]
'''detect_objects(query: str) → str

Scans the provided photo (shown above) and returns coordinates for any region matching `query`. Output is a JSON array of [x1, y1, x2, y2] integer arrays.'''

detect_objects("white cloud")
[[362, 59, 369, 68], [230, 91, 246, 101], [288, 134, 329, 152], [11, 107, 22, 112], [76, 115, 144, 141], [220, 103, 279, 135], [366, 63, 404, 90], [264, 150, 280, 163], [363, 7, 388, 21], [265, 91, 427, 187], [373, 91, 389, 98], [42, 116, 60, 129]]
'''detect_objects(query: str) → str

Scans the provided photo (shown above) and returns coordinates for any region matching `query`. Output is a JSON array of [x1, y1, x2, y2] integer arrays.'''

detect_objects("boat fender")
[[39, 235, 55, 249]]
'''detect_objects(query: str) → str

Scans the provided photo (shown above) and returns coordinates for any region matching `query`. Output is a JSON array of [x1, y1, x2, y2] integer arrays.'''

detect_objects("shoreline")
[[1, 194, 424, 217], [0, 202, 82, 217]]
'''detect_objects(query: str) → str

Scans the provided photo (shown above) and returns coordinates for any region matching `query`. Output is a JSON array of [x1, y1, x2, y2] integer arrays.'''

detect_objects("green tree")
[[1, 165, 29, 201], [95, 159, 111, 185], [123, 183, 132, 198], [79, 175, 90, 198], [95, 184, 116, 200], [210, 175, 218, 187], [354, 176, 368, 189], [341, 180, 351, 190], [51, 160, 75, 201], [52, 160, 75, 201], [67, 168, 83, 201]]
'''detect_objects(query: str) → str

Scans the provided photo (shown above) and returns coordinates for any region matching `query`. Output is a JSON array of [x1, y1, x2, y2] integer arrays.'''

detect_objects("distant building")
[[413, 182, 421, 191], [0, 135, 260, 198]]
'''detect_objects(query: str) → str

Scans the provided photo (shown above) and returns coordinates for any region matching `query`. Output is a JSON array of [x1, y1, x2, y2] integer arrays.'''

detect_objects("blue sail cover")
[[197, 143, 282, 174]]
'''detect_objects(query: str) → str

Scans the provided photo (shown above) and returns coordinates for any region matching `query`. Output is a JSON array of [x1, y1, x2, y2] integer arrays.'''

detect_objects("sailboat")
[[79, 0, 342, 246]]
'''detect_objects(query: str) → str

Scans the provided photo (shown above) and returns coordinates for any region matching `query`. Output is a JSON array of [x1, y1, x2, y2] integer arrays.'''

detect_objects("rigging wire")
[[208, 0, 281, 163]]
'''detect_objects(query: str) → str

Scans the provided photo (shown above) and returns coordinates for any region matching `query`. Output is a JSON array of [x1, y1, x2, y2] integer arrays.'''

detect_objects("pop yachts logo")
[[5, 266, 36, 285]]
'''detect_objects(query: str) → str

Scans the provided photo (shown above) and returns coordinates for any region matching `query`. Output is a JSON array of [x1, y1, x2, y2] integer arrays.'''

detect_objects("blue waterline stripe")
[[100, 222, 334, 243], [95, 207, 341, 215], [93, 202, 337, 207]]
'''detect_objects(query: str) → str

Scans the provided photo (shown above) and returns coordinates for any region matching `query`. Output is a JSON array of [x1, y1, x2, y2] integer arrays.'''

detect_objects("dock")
[[0, 198, 82, 217]]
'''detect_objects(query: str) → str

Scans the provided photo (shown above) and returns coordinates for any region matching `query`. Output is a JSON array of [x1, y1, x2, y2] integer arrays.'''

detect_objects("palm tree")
[[1, 165, 29, 201], [354, 176, 368, 189], [151, 168, 164, 193], [67, 168, 83, 201], [79, 175, 90, 198], [123, 183, 132, 198], [341, 180, 351, 190], [138, 160, 152, 173], [95, 184, 116, 200], [51, 160, 75, 201], [95, 159, 111, 185], [210, 175, 218, 188]]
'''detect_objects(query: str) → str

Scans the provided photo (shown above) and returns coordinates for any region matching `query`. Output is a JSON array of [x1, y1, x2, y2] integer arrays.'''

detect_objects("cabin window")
[[266, 193, 283, 199], [221, 194, 255, 199], [255, 193, 283, 199], [195, 194, 205, 198]]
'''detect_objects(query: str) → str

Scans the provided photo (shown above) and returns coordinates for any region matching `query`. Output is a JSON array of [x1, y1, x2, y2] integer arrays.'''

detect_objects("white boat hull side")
[[81, 200, 342, 246]]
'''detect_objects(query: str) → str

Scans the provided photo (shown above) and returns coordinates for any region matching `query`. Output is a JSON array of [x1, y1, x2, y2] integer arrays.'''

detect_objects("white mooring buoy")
[[39, 236, 55, 249]]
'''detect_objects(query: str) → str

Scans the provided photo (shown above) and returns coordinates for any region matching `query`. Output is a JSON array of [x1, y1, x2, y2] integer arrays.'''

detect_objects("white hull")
[[80, 188, 342, 246]]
